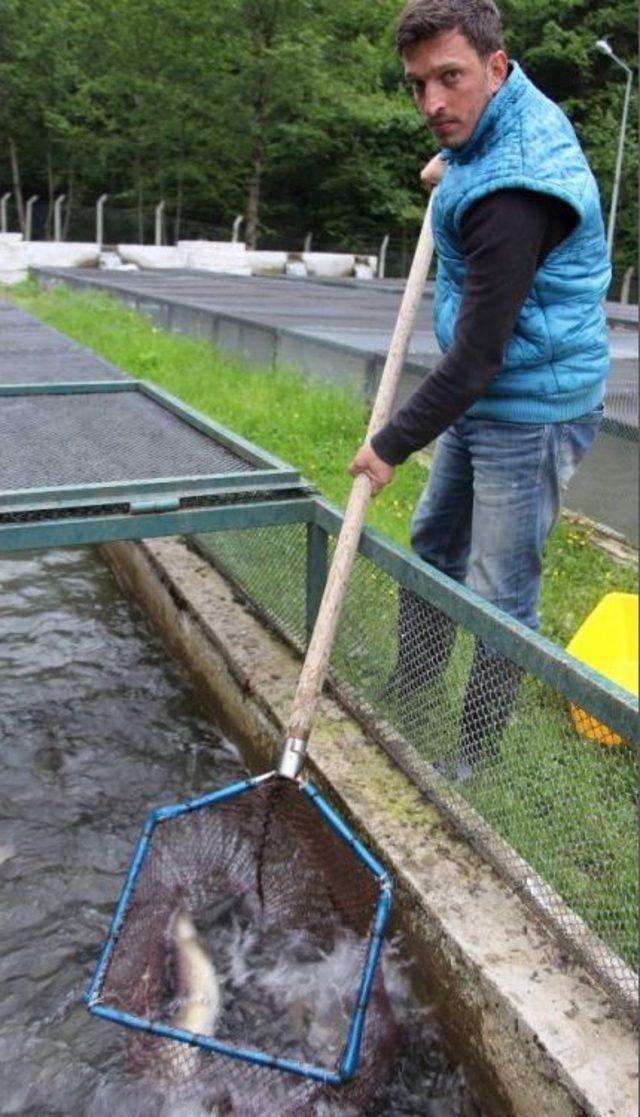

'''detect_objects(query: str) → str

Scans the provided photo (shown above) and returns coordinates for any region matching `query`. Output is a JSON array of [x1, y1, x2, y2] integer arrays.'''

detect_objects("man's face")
[[403, 29, 507, 148]]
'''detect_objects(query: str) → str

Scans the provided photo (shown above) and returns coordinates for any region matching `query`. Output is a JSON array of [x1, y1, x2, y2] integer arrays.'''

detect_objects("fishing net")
[[86, 774, 395, 1115]]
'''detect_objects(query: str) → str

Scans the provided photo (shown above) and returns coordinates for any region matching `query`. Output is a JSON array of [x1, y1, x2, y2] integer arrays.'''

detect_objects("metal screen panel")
[[0, 350, 127, 383], [1, 391, 257, 492], [197, 524, 309, 643], [1, 329, 88, 354], [0, 305, 43, 324], [197, 519, 639, 1018]]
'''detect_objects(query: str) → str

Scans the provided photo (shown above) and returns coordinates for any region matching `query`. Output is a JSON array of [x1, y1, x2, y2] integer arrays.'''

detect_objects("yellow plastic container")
[[566, 592, 638, 745]]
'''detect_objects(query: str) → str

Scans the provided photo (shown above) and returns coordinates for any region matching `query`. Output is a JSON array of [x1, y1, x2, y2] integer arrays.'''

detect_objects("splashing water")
[[93, 923, 419, 1117]]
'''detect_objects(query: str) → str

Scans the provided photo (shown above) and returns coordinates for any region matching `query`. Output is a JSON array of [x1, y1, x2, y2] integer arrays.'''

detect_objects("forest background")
[[0, 0, 637, 285]]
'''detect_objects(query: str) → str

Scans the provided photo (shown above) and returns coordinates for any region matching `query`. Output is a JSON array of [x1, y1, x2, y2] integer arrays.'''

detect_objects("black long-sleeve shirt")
[[371, 188, 576, 466]]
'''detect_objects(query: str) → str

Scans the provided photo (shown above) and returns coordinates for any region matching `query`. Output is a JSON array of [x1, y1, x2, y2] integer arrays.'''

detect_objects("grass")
[[6, 280, 638, 966], [8, 279, 637, 647]]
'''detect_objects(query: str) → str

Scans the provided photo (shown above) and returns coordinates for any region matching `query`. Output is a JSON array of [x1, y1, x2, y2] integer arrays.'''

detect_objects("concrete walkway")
[[40, 269, 639, 414], [35, 268, 640, 544]]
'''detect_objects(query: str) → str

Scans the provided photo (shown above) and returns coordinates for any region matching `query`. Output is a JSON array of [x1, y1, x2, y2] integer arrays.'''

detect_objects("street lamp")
[[595, 38, 634, 260]]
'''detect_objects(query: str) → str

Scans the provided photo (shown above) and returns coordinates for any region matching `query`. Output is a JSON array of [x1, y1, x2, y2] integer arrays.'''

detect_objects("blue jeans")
[[411, 409, 603, 630], [405, 410, 602, 771]]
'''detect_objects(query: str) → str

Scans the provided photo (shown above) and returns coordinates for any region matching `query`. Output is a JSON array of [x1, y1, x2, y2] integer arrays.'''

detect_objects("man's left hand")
[[420, 153, 445, 189], [348, 443, 395, 495]]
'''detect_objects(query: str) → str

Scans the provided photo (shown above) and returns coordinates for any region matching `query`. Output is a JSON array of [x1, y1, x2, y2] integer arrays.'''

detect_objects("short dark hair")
[[396, 0, 504, 58]]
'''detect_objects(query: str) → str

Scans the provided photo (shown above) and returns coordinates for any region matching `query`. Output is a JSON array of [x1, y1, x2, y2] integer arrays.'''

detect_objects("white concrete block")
[[178, 240, 251, 275], [0, 241, 28, 263], [0, 240, 28, 285], [26, 242, 100, 268], [302, 252, 355, 278], [117, 245, 187, 269], [177, 239, 247, 250], [0, 233, 24, 244], [247, 250, 287, 275], [0, 269, 28, 286]]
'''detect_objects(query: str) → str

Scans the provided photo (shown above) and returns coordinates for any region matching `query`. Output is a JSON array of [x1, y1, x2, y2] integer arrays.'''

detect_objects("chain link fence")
[[6, 193, 639, 286], [192, 503, 638, 1022], [8, 199, 423, 277]]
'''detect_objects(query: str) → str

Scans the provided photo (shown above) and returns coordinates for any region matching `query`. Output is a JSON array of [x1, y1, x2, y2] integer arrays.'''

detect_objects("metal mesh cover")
[[0, 305, 46, 323], [0, 328, 86, 353], [0, 350, 127, 383], [1, 392, 256, 491], [605, 377, 638, 430], [88, 776, 395, 1114]]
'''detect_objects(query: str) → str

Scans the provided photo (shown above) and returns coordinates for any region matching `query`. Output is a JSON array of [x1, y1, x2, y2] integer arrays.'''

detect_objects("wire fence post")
[[306, 521, 328, 641], [1, 192, 11, 233], [377, 234, 389, 279], [620, 265, 635, 304], [155, 199, 166, 246], [25, 195, 38, 241], [54, 195, 66, 242], [96, 194, 108, 249]]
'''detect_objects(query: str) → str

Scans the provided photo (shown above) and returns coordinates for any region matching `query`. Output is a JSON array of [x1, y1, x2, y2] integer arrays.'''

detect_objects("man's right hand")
[[348, 442, 395, 496]]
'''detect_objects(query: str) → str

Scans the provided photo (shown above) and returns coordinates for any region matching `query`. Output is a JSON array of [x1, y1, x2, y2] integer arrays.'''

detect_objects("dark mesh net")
[[90, 777, 396, 1115], [2, 391, 255, 491]]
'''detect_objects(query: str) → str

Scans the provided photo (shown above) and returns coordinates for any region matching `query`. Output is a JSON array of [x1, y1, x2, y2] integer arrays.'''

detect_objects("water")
[[0, 547, 481, 1116]]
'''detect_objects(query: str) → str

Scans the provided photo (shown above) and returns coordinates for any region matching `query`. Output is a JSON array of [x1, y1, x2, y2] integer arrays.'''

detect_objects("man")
[[349, 0, 610, 779]]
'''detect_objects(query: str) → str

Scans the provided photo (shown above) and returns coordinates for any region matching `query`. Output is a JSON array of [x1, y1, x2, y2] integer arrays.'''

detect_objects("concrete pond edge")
[[102, 536, 638, 1117]]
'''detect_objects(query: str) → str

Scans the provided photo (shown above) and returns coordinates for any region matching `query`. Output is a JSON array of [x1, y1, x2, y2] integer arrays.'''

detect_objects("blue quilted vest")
[[433, 61, 610, 423]]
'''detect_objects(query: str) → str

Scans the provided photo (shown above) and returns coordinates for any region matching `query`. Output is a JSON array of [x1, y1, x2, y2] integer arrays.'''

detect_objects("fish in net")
[[86, 776, 396, 1112]]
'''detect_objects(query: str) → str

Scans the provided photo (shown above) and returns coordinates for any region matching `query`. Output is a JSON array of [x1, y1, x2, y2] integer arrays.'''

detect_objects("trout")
[[163, 908, 222, 1079]]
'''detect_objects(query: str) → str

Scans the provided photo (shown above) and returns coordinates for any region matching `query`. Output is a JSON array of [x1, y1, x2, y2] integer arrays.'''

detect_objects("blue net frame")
[[85, 772, 393, 1085]]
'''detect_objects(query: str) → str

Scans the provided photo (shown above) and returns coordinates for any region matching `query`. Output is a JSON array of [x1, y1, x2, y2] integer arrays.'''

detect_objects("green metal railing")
[[0, 378, 315, 552]]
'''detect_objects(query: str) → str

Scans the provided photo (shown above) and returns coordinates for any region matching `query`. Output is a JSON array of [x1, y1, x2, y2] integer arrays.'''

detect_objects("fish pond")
[[0, 547, 482, 1116]]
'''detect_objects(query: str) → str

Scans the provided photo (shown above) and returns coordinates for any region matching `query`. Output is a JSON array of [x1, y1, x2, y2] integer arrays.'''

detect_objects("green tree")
[[1, 0, 635, 279], [503, 0, 638, 279]]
